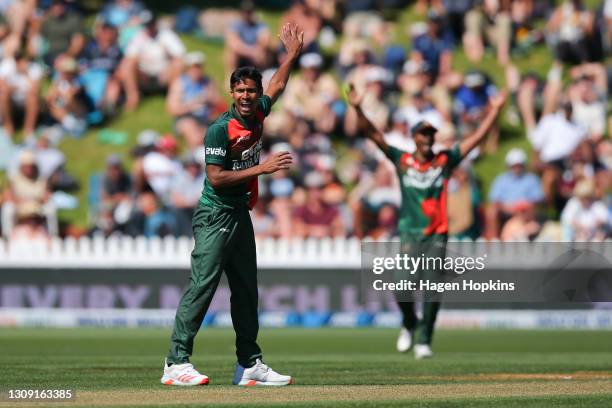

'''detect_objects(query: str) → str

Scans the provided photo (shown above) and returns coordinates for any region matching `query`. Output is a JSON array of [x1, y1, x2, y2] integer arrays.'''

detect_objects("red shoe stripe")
[[245, 380, 257, 387], [164, 379, 174, 385], [199, 377, 209, 385]]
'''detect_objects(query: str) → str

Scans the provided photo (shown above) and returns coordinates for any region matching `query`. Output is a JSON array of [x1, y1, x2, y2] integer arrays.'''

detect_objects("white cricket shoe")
[[160, 359, 209, 386], [396, 328, 413, 353], [414, 344, 433, 360], [233, 359, 292, 386]]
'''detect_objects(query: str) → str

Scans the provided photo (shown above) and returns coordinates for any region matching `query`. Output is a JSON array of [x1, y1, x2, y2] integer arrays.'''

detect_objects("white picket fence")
[[0, 236, 608, 269]]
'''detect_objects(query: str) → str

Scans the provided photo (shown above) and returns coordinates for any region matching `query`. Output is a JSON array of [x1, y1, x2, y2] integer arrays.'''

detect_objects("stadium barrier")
[[0, 236, 610, 329]]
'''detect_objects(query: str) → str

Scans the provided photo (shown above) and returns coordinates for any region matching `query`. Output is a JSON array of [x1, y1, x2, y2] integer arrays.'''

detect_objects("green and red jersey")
[[385, 144, 462, 237], [200, 95, 272, 209]]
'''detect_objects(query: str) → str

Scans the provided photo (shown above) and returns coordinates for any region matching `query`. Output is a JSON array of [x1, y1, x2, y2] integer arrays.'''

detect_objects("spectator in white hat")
[[485, 148, 544, 239], [561, 178, 608, 241], [281, 52, 339, 133]]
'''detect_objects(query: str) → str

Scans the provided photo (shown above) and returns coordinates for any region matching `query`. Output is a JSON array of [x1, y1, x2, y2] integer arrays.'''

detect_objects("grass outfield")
[[0, 328, 610, 407]]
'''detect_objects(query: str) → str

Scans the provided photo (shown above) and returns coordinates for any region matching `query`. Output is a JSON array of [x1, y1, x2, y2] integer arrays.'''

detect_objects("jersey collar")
[[230, 103, 256, 129]]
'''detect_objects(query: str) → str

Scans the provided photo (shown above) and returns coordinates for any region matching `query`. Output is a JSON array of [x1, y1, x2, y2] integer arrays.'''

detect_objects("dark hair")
[[230, 66, 263, 93]]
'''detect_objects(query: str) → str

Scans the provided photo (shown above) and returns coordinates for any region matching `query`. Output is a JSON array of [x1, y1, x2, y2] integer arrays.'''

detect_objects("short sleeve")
[[204, 124, 229, 166], [161, 30, 186, 58], [384, 145, 405, 166], [446, 143, 462, 169], [257, 95, 272, 117]]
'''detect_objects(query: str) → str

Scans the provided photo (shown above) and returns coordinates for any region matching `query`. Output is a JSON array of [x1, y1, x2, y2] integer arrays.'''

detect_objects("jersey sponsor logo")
[[206, 147, 227, 157], [241, 139, 262, 161], [402, 166, 444, 189]]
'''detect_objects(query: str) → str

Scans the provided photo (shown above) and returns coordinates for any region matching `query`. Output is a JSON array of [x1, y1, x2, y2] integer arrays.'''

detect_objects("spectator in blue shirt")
[[411, 11, 453, 81], [485, 148, 545, 238], [100, 0, 146, 30], [454, 70, 498, 151], [224, 0, 271, 76]]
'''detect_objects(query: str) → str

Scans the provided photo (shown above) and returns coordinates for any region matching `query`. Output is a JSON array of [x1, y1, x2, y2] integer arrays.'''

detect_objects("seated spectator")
[[142, 134, 181, 204], [547, 0, 594, 65], [224, 0, 271, 76], [529, 102, 586, 206], [251, 198, 277, 238], [45, 55, 89, 137], [561, 178, 608, 240], [411, 11, 454, 83], [463, 0, 512, 64], [368, 203, 398, 240], [280, 0, 323, 54], [99, 0, 146, 30], [10, 201, 50, 241], [397, 89, 445, 133], [125, 191, 176, 237], [453, 70, 498, 151], [79, 23, 123, 114], [1, 150, 57, 236], [293, 172, 343, 238], [281, 52, 339, 134], [33, 0, 85, 66], [0, 51, 43, 139], [170, 154, 205, 237], [568, 64, 607, 141], [166, 52, 221, 150], [345, 66, 390, 136], [34, 131, 77, 192], [500, 201, 541, 241], [448, 164, 481, 240], [120, 13, 185, 109], [485, 148, 544, 239], [102, 154, 131, 209]]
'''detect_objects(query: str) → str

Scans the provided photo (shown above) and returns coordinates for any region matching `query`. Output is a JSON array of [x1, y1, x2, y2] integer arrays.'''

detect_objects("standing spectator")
[[35, 0, 85, 66], [1, 150, 57, 236], [120, 13, 185, 109], [224, 0, 271, 76], [45, 55, 89, 137], [170, 154, 205, 237], [561, 178, 608, 240], [79, 23, 123, 114], [485, 148, 544, 238], [166, 52, 221, 150], [0, 51, 43, 139]]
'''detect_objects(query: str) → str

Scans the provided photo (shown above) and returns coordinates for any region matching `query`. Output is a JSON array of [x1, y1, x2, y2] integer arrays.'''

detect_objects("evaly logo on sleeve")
[[206, 147, 227, 157]]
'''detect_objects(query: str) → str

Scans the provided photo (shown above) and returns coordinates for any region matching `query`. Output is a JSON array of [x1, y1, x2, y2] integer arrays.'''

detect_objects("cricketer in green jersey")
[[161, 23, 304, 387], [346, 83, 508, 359]]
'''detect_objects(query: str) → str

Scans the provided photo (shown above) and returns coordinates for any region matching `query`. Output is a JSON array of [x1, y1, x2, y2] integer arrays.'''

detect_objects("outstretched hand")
[[490, 88, 509, 110], [259, 151, 293, 175], [345, 83, 364, 109], [279, 23, 304, 59]]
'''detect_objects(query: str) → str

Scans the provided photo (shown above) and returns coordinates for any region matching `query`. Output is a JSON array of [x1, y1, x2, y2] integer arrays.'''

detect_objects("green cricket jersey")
[[385, 144, 462, 237], [200, 95, 272, 209]]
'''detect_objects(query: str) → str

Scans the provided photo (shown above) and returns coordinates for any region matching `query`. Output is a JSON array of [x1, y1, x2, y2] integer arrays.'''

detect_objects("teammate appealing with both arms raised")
[[346, 83, 508, 359], [161, 23, 303, 387]]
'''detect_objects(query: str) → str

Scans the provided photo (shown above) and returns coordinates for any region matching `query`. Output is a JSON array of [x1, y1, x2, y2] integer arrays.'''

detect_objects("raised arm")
[[345, 83, 391, 154], [264, 23, 303, 105], [459, 89, 508, 158]]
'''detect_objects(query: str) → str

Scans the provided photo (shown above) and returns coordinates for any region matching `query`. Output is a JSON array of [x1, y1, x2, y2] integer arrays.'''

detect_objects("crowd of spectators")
[[0, 0, 610, 242]]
